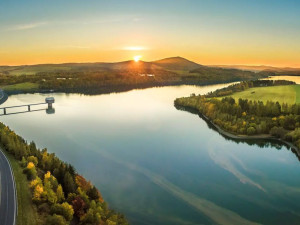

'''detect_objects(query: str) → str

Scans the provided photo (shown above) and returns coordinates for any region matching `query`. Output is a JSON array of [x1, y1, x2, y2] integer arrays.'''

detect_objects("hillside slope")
[[153, 56, 202, 71], [0, 57, 271, 95]]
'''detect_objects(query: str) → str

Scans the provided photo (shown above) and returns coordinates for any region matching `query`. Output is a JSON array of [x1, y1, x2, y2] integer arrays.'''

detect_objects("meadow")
[[0, 65, 71, 76], [2, 82, 39, 92], [228, 85, 300, 104]]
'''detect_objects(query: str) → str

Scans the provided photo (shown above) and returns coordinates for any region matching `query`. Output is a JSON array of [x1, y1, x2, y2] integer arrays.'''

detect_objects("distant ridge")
[[153, 56, 202, 71], [2, 57, 300, 73], [107, 56, 202, 71], [0, 56, 201, 71], [0, 56, 272, 95], [1, 57, 300, 77], [212, 65, 300, 72]]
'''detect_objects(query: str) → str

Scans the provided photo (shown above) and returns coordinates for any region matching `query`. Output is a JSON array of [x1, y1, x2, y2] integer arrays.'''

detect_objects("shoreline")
[[176, 104, 300, 159], [2, 77, 257, 96], [0, 89, 8, 105]]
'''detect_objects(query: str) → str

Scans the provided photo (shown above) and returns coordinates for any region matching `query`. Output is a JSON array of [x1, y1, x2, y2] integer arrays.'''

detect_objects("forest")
[[0, 59, 271, 95], [0, 122, 128, 225], [175, 80, 300, 150]]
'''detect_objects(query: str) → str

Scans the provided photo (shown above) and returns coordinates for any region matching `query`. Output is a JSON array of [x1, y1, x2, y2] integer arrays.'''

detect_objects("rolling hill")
[[0, 57, 202, 76], [153, 56, 202, 71], [212, 65, 300, 74], [0, 57, 276, 95], [228, 85, 300, 104]]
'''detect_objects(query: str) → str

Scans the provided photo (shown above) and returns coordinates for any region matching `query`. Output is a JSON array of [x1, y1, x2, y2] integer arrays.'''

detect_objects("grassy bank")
[[2, 82, 39, 93], [2, 151, 43, 225]]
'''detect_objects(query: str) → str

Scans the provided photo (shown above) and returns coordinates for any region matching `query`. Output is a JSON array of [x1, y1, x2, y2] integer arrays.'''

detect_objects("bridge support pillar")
[[3, 108, 6, 115], [28, 105, 31, 111]]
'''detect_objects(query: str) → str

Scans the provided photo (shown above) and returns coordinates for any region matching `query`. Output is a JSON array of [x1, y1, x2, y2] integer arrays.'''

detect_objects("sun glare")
[[134, 55, 142, 62]]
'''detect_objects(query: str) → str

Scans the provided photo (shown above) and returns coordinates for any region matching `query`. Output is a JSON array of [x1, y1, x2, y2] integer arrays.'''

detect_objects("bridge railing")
[[0, 103, 46, 110]]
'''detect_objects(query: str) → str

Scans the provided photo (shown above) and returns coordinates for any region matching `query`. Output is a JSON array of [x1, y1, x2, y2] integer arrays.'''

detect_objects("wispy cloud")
[[63, 45, 91, 49], [78, 18, 126, 25], [53, 45, 91, 50], [132, 17, 142, 22], [208, 144, 266, 192], [5, 15, 141, 32], [80, 142, 260, 225], [62, 15, 141, 26], [121, 46, 149, 51], [9, 22, 48, 31]]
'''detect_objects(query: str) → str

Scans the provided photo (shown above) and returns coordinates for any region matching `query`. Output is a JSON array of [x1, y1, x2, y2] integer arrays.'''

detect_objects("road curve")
[[0, 149, 17, 225]]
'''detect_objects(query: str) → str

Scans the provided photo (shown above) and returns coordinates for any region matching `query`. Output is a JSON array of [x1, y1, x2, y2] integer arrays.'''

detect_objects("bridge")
[[0, 97, 55, 116]]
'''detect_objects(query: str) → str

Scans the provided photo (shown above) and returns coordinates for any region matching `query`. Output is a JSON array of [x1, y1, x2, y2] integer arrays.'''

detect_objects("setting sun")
[[2, 1, 300, 225], [134, 55, 142, 62]]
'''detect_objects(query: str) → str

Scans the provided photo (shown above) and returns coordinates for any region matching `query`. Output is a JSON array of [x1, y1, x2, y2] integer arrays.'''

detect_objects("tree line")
[[175, 91, 300, 150], [0, 65, 271, 95], [0, 123, 128, 225]]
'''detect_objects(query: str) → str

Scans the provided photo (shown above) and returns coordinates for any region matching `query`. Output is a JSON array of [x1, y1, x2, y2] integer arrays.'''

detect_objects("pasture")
[[228, 85, 300, 104]]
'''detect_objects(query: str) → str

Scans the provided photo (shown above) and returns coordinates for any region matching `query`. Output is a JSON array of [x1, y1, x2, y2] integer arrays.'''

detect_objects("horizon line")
[[0, 57, 299, 69]]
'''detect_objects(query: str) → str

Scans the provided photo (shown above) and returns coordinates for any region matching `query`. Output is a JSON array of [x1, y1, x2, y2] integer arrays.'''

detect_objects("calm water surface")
[[1, 81, 300, 225], [264, 75, 300, 84]]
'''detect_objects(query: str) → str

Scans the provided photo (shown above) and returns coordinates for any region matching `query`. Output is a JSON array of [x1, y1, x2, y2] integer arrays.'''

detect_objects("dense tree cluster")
[[188, 67, 268, 83], [0, 123, 128, 225], [175, 94, 300, 149]]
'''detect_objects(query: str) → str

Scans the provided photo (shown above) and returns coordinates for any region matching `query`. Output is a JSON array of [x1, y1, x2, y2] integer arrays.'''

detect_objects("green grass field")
[[3, 151, 42, 225], [227, 85, 300, 104], [9, 66, 71, 76], [2, 82, 39, 92]]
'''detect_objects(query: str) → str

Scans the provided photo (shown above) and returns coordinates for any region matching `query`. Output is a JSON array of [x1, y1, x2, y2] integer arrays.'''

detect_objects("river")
[[1, 79, 300, 225]]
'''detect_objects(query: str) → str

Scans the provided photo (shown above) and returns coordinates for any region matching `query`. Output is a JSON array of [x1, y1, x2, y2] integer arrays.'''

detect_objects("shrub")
[[247, 127, 256, 135]]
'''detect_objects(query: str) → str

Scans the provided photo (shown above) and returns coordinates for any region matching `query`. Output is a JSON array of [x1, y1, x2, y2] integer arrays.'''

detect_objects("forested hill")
[[153, 56, 202, 71], [0, 57, 201, 75], [0, 57, 271, 95]]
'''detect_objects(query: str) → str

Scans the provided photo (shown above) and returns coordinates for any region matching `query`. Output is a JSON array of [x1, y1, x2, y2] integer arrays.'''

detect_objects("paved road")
[[0, 149, 17, 225]]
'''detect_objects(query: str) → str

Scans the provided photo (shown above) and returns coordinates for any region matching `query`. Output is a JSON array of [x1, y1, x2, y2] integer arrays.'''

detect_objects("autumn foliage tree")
[[0, 122, 129, 225]]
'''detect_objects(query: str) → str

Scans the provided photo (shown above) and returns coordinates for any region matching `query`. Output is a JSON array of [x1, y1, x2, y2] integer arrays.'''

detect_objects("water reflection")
[[263, 76, 300, 84], [46, 107, 55, 114], [0, 106, 55, 116], [175, 102, 300, 161], [0, 83, 300, 225]]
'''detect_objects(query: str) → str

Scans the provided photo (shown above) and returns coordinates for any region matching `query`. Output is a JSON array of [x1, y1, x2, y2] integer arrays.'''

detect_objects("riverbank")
[[175, 104, 300, 159]]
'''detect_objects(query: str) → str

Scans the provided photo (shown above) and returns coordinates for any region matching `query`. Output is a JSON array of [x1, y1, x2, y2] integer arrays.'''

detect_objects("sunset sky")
[[0, 0, 300, 67]]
